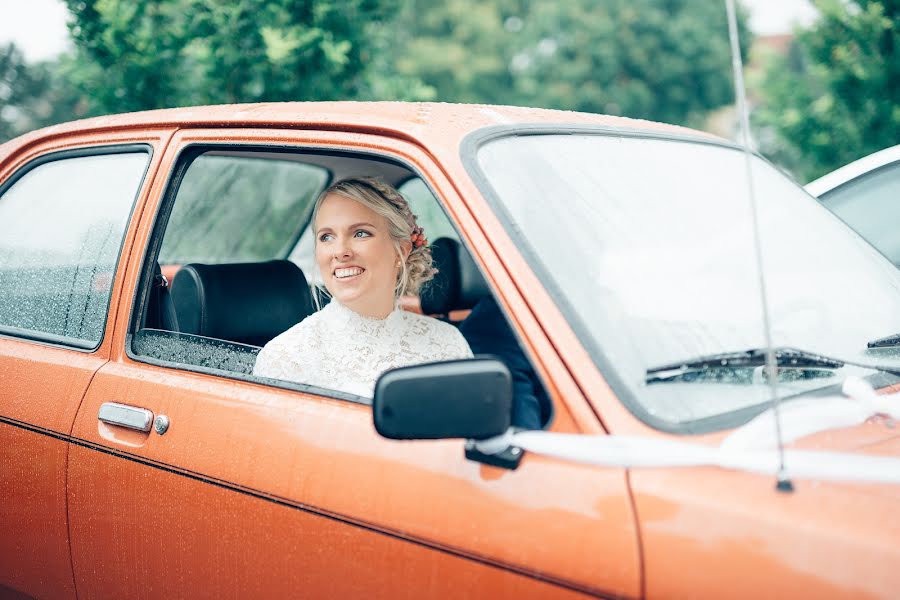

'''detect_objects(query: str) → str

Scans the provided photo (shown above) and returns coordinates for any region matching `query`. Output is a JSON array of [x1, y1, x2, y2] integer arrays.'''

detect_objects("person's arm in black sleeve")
[[459, 297, 543, 430]]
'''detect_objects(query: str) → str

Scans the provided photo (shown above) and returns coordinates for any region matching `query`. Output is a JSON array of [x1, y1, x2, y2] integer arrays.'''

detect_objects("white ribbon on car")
[[476, 377, 900, 485]]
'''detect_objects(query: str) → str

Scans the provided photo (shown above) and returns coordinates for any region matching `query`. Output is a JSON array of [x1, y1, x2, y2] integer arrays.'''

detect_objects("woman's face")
[[315, 193, 402, 319]]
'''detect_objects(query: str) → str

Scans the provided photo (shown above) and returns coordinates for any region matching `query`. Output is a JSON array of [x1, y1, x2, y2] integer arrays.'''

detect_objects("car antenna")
[[724, 0, 793, 493]]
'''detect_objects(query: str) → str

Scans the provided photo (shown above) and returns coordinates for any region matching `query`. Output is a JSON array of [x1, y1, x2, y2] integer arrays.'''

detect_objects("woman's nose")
[[333, 238, 352, 260]]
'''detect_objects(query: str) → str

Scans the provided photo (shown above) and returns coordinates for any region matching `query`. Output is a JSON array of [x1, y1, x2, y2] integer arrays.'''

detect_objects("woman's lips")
[[334, 266, 364, 280]]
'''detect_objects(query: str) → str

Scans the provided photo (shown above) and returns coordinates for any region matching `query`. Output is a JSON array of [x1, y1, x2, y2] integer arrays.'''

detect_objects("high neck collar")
[[328, 299, 401, 323]]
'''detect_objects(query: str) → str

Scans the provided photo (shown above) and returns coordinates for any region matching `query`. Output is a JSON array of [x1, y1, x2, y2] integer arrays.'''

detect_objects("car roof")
[[0, 101, 719, 163], [805, 143, 900, 198]]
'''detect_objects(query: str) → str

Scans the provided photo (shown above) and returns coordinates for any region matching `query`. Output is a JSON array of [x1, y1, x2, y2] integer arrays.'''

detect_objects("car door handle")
[[98, 402, 154, 432]]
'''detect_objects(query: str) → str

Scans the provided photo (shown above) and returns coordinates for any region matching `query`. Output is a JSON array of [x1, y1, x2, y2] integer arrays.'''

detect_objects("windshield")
[[473, 131, 900, 431]]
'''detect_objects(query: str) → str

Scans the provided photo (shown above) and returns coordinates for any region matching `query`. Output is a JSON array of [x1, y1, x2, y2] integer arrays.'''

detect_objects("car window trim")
[[124, 330, 372, 405], [127, 142, 451, 406], [0, 143, 153, 352], [127, 139, 555, 426], [460, 124, 787, 435]]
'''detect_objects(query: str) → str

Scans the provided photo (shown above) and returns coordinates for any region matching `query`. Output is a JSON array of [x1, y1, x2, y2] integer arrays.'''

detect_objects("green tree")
[[756, 0, 900, 182], [0, 43, 39, 141], [62, 0, 409, 114], [388, 0, 750, 126], [0, 43, 84, 143]]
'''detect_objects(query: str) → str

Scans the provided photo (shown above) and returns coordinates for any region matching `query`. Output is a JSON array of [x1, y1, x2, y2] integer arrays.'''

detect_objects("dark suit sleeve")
[[459, 297, 544, 430]]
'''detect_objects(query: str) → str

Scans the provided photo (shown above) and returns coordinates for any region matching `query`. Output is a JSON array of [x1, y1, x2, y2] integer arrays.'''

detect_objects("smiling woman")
[[252, 177, 473, 397], [312, 178, 429, 318]]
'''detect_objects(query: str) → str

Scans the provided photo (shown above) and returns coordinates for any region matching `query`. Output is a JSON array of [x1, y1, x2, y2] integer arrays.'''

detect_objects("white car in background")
[[806, 144, 900, 266]]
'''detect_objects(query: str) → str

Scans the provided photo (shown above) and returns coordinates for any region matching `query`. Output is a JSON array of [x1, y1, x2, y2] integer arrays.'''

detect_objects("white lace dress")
[[252, 300, 473, 397]]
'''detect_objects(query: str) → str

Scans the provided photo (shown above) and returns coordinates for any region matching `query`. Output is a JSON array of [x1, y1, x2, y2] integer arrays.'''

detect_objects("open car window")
[[131, 146, 551, 428], [131, 145, 552, 430]]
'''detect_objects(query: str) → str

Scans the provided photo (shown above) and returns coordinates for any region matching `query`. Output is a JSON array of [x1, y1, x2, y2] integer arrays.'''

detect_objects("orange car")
[[0, 103, 898, 600]]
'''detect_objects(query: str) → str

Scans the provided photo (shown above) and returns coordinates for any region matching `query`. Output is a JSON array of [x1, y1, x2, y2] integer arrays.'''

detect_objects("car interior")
[[132, 147, 550, 426]]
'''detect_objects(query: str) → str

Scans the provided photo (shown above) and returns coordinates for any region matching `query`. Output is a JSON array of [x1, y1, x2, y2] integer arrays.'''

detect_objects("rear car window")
[[820, 161, 900, 266], [159, 154, 328, 264], [398, 178, 459, 242], [0, 150, 150, 348]]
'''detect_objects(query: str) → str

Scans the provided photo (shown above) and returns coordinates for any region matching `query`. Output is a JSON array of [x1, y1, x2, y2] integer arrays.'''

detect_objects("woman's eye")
[[318, 233, 333, 242], [354, 230, 372, 238]]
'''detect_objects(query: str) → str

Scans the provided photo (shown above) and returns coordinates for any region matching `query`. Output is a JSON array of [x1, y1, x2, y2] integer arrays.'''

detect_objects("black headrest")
[[420, 237, 490, 315], [171, 260, 313, 347]]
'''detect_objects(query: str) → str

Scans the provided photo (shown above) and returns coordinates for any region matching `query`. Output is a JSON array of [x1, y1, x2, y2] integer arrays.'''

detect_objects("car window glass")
[[398, 178, 459, 242], [159, 154, 327, 264], [820, 162, 900, 265], [0, 152, 149, 346], [475, 133, 900, 431], [133, 328, 259, 374]]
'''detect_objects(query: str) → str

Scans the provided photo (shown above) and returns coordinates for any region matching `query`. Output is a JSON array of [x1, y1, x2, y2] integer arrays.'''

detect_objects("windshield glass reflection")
[[474, 132, 900, 430]]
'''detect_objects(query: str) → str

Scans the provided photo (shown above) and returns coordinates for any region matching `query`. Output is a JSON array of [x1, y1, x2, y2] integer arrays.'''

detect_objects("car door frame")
[[65, 125, 643, 599]]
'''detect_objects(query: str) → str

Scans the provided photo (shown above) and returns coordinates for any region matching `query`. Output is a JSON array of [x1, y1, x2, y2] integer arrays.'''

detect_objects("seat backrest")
[[145, 262, 179, 331], [171, 260, 314, 347], [420, 237, 490, 315]]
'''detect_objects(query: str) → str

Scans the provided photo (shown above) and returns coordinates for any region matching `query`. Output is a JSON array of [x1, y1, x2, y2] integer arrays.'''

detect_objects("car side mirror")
[[373, 358, 512, 440]]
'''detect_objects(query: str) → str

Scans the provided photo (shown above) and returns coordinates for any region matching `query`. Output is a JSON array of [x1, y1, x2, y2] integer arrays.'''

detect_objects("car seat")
[[145, 262, 179, 331], [420, 237, 490, 317], [171, 260, 314, 347]]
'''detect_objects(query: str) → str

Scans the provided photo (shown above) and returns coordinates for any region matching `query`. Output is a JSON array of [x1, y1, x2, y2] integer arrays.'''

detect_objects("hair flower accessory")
[[410, 225, 428, 248]]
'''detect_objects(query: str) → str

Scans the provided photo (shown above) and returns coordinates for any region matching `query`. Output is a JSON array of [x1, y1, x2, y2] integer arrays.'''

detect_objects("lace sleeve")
[[252, 337, 290, 380], [252, 324, 309, 383], [430, 320, 474, 361]]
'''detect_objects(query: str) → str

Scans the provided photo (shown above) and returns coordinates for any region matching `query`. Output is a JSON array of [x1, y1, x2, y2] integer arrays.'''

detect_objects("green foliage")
[[0, 43, 85, 141], [388, 0, 750, 126], [62, 0, 404, 114], [756, 0, 900, 182], [3, 0, 752, 143]]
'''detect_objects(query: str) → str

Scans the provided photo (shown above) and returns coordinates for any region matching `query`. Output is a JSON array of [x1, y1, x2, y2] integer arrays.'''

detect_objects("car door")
[[0, 130, 170, 600], [66, 127, 642, 599]]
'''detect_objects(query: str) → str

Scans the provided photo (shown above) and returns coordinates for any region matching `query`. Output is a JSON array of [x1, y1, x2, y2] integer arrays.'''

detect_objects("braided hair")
[[312, 177, 436, 297]]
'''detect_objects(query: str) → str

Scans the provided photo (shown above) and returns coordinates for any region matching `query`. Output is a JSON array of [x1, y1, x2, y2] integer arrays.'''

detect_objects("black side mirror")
[[373, 358, 512, 440]]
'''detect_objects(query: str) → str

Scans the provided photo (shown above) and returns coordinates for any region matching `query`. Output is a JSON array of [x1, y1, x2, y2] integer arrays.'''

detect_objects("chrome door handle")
[[98, 402, 154, 432]]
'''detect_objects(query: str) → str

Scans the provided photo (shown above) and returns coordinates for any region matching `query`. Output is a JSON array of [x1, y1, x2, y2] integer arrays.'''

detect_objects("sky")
[[0, 0, 820, 63]]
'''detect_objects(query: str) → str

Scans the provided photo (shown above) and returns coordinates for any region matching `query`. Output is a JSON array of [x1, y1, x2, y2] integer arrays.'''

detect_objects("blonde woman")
[[253, 177, 472, 397]]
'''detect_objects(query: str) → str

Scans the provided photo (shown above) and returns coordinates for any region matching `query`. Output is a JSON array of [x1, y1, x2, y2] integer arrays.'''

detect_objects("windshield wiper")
[[645, 347, 844, 384]]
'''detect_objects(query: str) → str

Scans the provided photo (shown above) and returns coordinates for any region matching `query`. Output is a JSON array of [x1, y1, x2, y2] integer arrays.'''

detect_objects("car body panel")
[[69, 361, 638, 599], [0, 339, 91, 600], [632, 429, 900, 600]]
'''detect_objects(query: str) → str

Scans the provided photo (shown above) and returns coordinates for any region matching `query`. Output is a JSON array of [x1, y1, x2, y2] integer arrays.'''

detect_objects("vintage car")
[[1, 103, 898, 600], [806, 143, 900, 267]]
